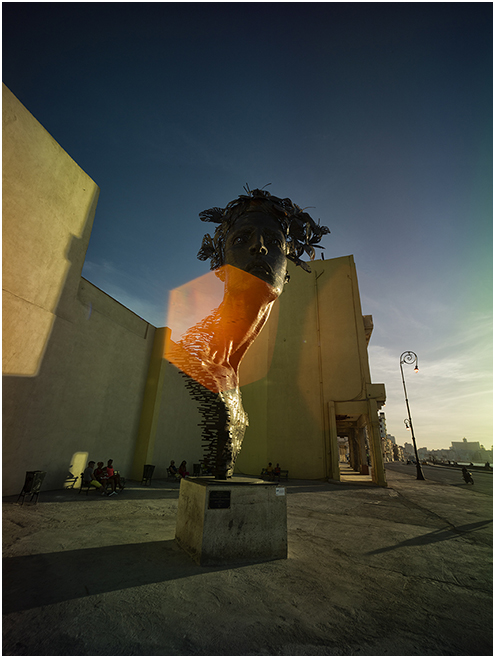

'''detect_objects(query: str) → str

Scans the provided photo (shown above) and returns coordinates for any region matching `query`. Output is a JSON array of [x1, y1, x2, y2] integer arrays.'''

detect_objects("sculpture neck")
[[170, 266, 279, 393]]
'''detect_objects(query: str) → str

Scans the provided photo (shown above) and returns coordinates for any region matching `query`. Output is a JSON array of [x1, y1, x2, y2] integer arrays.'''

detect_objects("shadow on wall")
[[2, 230, 153, 496], [3, 227, 93, 379], [3, 226, 93, 493], [2, 85, 157, 497]]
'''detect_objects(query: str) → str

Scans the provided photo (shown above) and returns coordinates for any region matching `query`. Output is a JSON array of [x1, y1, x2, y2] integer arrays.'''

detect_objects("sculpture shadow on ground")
[[3, 539, 241, 614], [366, 519, 493, 555]]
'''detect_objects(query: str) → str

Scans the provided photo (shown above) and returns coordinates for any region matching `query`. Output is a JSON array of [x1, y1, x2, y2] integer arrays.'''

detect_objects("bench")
[[260, 469, 288, 481]]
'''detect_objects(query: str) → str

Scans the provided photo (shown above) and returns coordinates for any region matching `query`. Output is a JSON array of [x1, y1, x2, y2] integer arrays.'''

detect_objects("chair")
[[115, 470, 126, 490], [65, 473, 79, 489], [141, 464, 155, 486], [17, 471, 47, 505], [78, 473, 100, 495]]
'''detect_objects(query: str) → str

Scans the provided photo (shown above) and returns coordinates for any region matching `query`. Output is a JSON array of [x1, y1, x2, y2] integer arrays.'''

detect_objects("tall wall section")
[[2, 84, 385, 492], [2, 85, 154, 495], [236, 257, 384, 481]]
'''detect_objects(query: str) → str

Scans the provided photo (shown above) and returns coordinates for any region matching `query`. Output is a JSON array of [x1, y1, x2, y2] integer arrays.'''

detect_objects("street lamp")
[[400, 351, 425, 480]]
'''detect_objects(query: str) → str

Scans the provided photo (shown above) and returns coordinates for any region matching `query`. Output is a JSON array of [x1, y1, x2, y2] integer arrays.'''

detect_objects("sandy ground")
[[2, 468, 492, 656]]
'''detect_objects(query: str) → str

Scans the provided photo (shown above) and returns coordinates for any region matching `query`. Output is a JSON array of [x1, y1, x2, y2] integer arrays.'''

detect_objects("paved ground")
[[3, 466, 492, 656]]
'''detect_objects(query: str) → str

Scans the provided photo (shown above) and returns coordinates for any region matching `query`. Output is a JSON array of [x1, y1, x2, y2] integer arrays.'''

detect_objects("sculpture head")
[[197, 187, 330, 291], [223, 211, 288, 295]]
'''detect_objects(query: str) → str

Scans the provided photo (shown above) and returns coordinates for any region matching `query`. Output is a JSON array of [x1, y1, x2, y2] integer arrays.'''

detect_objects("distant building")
[[338, 437, 349, 463], [379, 413, 393, 461], [382, 437, 394, 462], [403, 442, 415, 458], [429, 449, 453, 463], [450, 438, 493, 464], [379, 412, 387, 439]]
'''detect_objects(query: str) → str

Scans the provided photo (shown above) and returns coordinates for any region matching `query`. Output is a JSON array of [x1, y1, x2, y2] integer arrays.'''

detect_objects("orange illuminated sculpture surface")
[[165, 187, 329, 479]]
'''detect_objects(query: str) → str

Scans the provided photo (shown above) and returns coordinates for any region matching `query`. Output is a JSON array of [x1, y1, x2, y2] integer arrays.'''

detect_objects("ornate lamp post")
[[400, 351, 425, 481]]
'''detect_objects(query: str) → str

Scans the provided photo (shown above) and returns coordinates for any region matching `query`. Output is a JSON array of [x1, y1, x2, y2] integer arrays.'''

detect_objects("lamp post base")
[[415, 463, 426, 480]]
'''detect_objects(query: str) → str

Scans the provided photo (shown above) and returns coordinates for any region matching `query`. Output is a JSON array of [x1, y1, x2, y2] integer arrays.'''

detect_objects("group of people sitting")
[[264, 462, 282, 480], [167, 460, 189, 479], [83, 459, 124, 496]]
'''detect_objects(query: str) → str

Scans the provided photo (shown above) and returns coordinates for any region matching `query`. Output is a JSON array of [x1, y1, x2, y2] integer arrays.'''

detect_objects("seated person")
[[94, 461, 109, 491], [178, 461, 189, 478], [83, 461, 103, 491], [273, 463, 281, 477], [266, 462, 274, 480], [105, 459, 122, 493], [168, 460, 179, 477]]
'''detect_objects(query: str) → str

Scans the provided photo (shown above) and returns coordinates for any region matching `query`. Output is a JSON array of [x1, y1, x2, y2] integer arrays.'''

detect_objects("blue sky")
[[3, 2, 492, 452]]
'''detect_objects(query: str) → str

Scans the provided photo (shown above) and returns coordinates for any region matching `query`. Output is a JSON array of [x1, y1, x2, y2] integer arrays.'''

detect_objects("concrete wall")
[[236, 257, 385, 481], [2, 84, 385, 492], [3, 84, 98, 377], [135, 256, 386, 484], [2, 85, 154, 495], [151, 361, 206, 478]]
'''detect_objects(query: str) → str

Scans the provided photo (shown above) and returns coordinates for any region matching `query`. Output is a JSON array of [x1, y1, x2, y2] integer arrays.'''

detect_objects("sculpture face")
[[224, 212, 287, 295]]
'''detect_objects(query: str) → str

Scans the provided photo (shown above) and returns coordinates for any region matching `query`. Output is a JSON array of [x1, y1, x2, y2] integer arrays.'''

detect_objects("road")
[[385, 462, 493, 497]]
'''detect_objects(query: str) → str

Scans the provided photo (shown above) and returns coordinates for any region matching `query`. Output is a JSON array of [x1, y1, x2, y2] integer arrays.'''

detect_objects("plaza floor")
[[2, 467, 492, 656]]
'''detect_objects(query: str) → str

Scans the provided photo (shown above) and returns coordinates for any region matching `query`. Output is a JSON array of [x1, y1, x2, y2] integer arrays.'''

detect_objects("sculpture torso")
[[166, 265, 279, 478]]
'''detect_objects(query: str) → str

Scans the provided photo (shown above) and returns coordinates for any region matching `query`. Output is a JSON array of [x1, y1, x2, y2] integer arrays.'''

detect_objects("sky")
[[3, 2, 492, 452]]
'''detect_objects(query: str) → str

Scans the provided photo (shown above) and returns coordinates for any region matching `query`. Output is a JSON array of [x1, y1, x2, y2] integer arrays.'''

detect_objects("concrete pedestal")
[[175, 477, 287, 565]]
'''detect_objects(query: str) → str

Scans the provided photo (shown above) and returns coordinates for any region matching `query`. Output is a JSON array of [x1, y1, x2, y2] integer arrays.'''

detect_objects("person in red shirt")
[[105, 459, 122, 494], [178, 461, 189, 478], [94, 461, 109, 493]]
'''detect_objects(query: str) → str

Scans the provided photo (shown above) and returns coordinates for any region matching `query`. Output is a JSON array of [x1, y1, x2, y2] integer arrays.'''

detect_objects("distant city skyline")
[[399, 437, 492, 453], [384, 422, 492, 454], [3, 3, 491, 451]]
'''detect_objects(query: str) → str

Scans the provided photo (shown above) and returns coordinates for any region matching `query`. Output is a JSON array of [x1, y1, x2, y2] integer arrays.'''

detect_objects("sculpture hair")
[[197, 185, 330, 273]]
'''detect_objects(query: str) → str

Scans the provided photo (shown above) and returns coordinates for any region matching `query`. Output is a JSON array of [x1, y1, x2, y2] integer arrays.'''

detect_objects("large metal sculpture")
[[166, 186, 330, 479]]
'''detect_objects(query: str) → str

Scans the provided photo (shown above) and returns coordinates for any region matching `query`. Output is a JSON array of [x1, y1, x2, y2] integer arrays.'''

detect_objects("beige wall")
[[152, 361, 206, 478], [236, 257, 386, 482], [3, 84, 99, 377], [2, 85, 154, 495], [2, 83, 385, 493], [132, 258, 386, 484]]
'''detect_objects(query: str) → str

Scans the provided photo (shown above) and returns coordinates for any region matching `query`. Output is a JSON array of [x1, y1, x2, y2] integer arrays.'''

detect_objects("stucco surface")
[[237, 257, 384, 481], [2, 86, 155, 495], [2, 84, 99, 377]]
